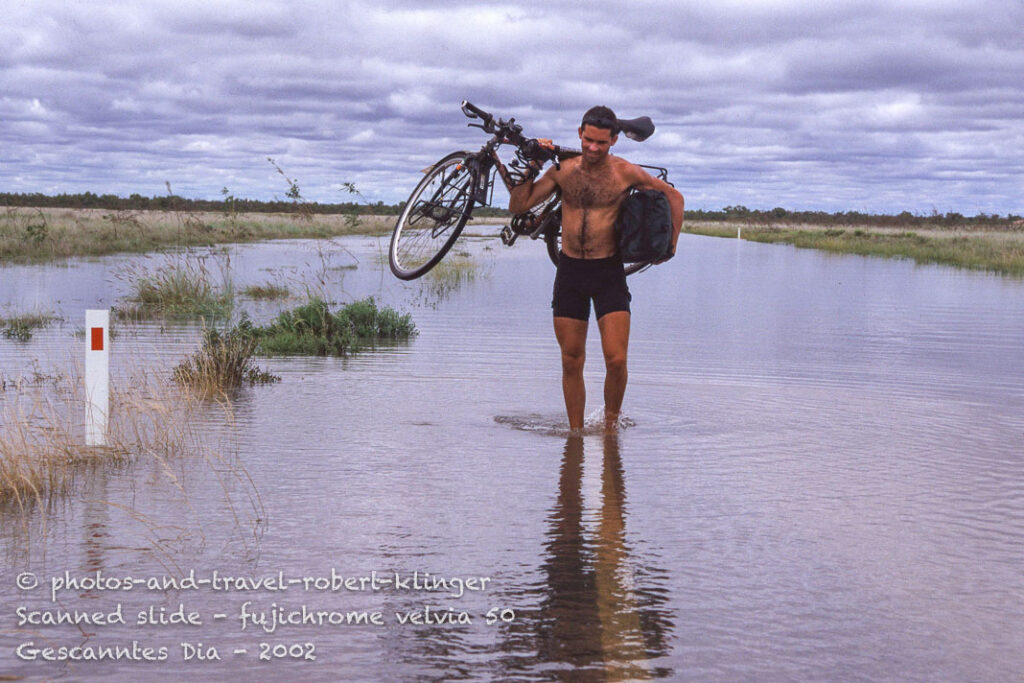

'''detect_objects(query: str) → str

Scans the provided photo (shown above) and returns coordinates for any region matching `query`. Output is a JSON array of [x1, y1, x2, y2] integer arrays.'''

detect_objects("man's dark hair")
[[581, 105, 619, 135]]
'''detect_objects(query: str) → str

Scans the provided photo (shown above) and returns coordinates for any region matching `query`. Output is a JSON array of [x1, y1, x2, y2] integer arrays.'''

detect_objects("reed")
[[1, 311, 60, 340], [172, 317, 280, 395], [242, 282, 290, 300], [115, 254, 235, 320], [0, 364, 214, 506], [423, 250, 483, 298]]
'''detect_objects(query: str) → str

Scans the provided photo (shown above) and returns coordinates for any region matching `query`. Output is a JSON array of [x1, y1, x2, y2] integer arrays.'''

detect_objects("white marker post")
[[85, 309, 109, 446]]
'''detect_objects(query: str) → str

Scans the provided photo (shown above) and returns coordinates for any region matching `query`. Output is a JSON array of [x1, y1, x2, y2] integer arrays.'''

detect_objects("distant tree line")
[[0, 191, 511, 218], [0, 191, 399, 215], [1, 192, 1020, 226], [686, 205, 1023, 227]]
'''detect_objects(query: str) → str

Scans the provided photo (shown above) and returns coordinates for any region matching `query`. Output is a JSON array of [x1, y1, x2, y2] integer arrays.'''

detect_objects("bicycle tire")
[[543, 227, 651, 276], [390, 152, 476, 280]]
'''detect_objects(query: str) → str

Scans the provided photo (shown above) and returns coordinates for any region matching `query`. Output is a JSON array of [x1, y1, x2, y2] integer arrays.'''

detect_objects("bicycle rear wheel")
[[390, 152, 476, 280]]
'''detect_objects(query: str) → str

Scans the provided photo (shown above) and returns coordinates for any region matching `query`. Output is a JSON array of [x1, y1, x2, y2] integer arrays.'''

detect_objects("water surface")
[[1, 234, 1022, 680]]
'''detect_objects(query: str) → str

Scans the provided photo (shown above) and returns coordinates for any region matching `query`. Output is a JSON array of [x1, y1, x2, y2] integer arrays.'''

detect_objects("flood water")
[[1, 233, 1023, 681]]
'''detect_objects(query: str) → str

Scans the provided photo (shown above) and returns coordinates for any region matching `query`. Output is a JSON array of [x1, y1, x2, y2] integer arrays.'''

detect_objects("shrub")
[[252, 297, 416, 356], [172, 316, 279, 394]]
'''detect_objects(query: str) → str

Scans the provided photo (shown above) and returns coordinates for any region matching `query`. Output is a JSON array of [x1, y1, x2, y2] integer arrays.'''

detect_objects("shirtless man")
[[507, 106, 684, 431]]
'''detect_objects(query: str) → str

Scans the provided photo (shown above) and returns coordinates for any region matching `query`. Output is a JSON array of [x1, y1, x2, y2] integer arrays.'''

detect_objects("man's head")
[[579, 105, 619, 163]]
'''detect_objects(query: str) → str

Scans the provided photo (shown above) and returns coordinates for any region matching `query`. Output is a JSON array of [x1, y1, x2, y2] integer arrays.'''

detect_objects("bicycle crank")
[[500, 225, 518, 246]]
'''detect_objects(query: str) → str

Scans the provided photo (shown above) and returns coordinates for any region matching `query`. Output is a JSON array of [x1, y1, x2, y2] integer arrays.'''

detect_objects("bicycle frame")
[[465, 149, 671, 215], [388, 101, 672, 280], [461, 145, 671, 246]]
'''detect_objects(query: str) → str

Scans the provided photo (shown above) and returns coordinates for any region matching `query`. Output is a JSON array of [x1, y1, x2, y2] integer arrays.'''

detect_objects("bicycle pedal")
[[500, 225, 518, 246]]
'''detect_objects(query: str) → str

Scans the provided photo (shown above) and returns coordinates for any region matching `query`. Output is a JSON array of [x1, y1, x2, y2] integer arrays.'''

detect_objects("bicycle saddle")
[[617, 116, 655, 142]]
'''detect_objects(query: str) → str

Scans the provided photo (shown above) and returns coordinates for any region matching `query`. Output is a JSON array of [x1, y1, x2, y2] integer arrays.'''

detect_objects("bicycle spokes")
[[409, 165, 472, 230], [389, 152, 477, 279]]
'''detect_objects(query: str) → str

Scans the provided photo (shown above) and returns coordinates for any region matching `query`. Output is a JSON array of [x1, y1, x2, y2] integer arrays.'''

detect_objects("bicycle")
[[388, 101, 672, 280]]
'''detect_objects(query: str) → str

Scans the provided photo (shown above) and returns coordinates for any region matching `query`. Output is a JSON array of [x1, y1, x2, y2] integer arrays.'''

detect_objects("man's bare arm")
[[508, 165, 558, 214], [628, 165, 685, 252]]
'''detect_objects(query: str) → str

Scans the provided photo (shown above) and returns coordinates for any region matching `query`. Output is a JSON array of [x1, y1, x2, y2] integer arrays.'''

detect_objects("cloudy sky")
[[3, 0, 1023, 214]]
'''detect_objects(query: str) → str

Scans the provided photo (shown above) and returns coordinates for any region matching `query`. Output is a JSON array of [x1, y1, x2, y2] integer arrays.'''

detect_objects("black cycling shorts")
[[551, 252, 631, 321]]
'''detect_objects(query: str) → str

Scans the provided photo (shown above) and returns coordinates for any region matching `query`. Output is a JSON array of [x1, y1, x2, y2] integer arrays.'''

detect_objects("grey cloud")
[[1, 0, 1022, 213]]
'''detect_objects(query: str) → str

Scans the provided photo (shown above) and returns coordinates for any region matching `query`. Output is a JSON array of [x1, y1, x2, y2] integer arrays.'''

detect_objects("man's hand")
[[508, 162, 559, 214], [653, 248, 675, 265]]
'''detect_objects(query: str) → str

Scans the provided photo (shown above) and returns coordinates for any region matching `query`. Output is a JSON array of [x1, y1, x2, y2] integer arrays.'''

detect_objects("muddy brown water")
[[1, 234, 1023, 681]]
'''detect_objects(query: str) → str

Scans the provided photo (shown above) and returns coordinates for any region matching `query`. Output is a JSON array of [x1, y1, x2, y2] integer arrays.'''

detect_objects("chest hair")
[[560, 165, 627, 209]]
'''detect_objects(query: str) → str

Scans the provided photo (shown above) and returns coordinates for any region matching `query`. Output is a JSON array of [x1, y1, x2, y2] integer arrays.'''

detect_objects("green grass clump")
[[424, 251, 482, 299], [1, 312, 60, 341], [252, 297, 416, 356], [242, 282, 290, 300], [116, 257, 234, 320], [173, 317, 280, 394]]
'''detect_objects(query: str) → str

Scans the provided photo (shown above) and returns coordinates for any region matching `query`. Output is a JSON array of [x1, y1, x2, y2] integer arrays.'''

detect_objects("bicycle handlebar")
[[461, 100, 490, 122], [460, 101, 585, 172]]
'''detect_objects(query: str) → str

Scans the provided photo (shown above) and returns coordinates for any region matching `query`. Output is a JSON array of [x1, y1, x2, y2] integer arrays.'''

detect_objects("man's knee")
[[604, 351, 627, 376], [561, 348, 585, 375]]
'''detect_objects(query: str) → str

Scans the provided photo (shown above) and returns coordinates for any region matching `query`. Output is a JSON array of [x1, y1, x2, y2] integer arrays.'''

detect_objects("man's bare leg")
[[554, 316, 589, 431], [597, 311, 630, 431]]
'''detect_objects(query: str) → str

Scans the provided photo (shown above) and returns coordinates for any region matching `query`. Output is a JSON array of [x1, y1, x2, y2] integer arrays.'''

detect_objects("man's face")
[[578, 124, 617, 164]]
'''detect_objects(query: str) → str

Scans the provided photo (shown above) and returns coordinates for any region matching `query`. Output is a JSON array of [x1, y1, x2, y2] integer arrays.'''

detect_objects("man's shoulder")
[[609, 155, 644, 176], [603, 156, 648, 191]]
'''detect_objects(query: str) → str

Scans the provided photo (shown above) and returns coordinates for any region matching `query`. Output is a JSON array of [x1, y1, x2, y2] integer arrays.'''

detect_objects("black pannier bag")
[[615, 188, 674, 263]]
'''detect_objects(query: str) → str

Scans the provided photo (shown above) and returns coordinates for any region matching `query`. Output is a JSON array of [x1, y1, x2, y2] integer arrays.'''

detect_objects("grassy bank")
[[8, 205, 1023, 277], [685, 222, 1024, 276], [0, 207, 396, 264]]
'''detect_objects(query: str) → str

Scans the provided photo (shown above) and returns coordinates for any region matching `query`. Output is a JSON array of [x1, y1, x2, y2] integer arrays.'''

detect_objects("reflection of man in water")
[[509, 106, 684, 431], [495, 434, 674, 679]]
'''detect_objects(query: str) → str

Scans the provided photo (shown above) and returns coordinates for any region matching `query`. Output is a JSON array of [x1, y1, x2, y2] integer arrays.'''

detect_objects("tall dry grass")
[[173, 317, 280, 396], [114, 252, 235, 320], [0, 207, 396, 265], [0, 361, 260, 524]]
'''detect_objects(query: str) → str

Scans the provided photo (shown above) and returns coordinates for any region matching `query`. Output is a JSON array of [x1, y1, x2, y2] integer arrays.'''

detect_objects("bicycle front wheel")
[[390, 152, 476, 280]]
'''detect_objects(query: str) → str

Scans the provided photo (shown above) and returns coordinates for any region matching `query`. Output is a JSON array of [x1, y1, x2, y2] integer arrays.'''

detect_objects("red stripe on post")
[[91, 327, 104, 351]]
